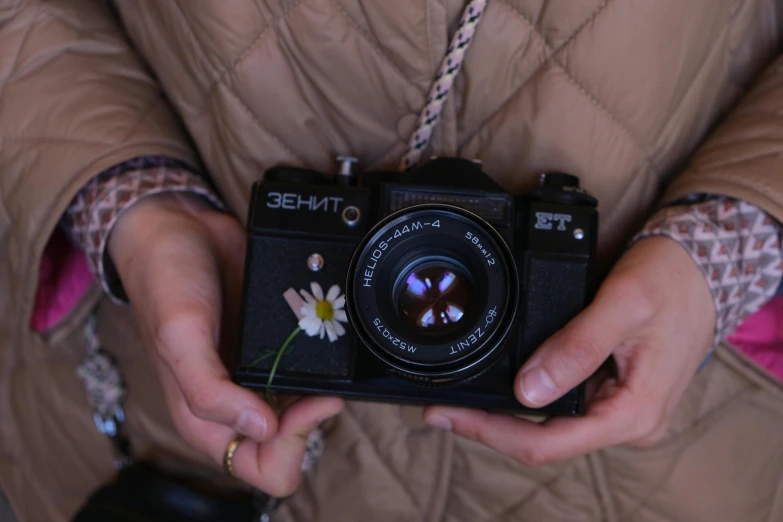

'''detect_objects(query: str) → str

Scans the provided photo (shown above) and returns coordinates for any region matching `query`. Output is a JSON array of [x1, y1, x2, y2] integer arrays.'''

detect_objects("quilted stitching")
[[218, 83, 304, 164], [330, 0, 426, 93], [0, 192, 8, 243], [335, 406, 426, 520], [460, 0, 613, 145], [202, 0, 429, 167], [476, 474, 577, 522], [497, 0, 655, 166], [0, 2, 39, 110], [615, 443, 692, 521], [0, 136, 114, 147], [501, 0, 608, 49], [201, 0, 297, 102], [170, 0, 227, 85]]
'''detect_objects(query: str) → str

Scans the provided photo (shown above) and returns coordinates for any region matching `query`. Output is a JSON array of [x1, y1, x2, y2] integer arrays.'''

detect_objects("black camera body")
[[234, 158, 598, 415]]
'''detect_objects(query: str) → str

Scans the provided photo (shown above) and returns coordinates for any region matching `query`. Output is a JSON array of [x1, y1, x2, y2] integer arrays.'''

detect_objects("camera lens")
[[394, 257, 475, 338], [346, 204, 519, 385]]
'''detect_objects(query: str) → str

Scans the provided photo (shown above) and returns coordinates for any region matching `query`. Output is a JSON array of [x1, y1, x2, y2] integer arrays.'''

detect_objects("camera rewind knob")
[[539, 172, 580, 189], [531, 172, 597, 207]]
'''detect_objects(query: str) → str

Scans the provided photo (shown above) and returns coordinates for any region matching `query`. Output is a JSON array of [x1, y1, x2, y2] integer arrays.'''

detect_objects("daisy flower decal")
[[251, 281, 350, 400], [298, 282, 348, 342]]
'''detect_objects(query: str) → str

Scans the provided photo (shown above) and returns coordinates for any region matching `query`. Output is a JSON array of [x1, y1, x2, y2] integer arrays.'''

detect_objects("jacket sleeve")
[[0, 0, 198, 320], [662, 54, 783, 220]]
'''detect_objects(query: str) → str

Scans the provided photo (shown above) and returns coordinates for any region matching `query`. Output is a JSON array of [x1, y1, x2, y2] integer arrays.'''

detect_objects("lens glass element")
[[395, 259, 475, 338]]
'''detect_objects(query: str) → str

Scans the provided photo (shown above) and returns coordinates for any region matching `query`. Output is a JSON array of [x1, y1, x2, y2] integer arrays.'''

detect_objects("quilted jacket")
[[2, 1, 783, 521]]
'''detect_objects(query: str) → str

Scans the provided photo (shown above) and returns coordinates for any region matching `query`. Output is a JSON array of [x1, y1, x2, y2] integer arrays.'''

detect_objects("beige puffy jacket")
[[2, 1, 783, 521]]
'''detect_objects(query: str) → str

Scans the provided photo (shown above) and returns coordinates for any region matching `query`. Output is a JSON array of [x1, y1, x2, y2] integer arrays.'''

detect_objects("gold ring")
[[223, 433, 246, 479]]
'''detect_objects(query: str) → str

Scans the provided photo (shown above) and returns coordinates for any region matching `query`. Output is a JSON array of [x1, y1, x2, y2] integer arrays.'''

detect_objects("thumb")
[[515, 276, 649, 408]]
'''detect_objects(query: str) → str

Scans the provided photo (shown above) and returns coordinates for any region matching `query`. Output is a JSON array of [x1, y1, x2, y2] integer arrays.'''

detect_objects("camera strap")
[[79, 314, 130, 469], [400, 0, 488, 171]]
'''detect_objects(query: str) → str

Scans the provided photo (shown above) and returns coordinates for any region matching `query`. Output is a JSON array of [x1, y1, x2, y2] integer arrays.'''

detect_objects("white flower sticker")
[[298, 282, 348, 342]]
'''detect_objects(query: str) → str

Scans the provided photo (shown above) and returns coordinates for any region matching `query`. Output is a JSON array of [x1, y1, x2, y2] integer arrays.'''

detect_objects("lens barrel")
[[346, 205, 518, 385]]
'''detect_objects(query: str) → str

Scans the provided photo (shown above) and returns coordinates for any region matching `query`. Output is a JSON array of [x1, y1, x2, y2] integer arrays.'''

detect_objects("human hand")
[[109, 192, 344, 496], [423, 236, 716, 465]]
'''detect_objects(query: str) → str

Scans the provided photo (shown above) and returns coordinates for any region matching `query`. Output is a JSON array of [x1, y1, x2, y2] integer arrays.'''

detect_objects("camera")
[[232, 157, 598, 415]]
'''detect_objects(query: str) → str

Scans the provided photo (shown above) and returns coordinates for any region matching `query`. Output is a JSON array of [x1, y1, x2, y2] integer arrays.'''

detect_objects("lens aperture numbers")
[[372, 317, 419, 355], [464, 231, 496, 266]]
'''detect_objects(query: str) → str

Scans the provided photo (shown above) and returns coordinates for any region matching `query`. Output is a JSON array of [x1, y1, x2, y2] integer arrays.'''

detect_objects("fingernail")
[[426, 414, 453, 431], [236, 409, 268, 440], [519, 367, 558, 406]]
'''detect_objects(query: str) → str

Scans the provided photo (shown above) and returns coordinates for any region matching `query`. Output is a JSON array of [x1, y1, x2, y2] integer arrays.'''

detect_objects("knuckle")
[[551, 331, 608, 384], [604, 273, 658, 322], [456, 414, 492, 444], [632, 428, 667, 449], [570, 334, 607, 376], [633, 405, 667, 440], [202, 213, 245, 257], [183, 385, 220, 418], [221, 218, 246, 250], [265, 473, 301, 498], [514, 447, 549, 468], [465, 424, 487, 445]]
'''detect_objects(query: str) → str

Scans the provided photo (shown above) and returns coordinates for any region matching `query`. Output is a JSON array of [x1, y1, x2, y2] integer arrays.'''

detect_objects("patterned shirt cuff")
[[62, 157, 225, 304], [631, 198, 783, 347]]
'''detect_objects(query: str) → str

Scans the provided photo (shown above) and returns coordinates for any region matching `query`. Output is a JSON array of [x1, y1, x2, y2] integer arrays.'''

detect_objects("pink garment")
[[30, 228, 93, 332], [728, 296, 783, 381]]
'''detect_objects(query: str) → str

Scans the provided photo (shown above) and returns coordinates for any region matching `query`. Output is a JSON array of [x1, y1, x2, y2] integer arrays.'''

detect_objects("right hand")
[[108, 192, 344, 497]]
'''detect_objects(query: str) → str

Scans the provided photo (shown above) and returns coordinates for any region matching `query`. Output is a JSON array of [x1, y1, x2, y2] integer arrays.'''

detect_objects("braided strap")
[[400, 0, 489, 170]]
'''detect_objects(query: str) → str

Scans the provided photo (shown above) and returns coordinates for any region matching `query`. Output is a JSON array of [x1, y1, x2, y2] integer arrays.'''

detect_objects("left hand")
[[423, 236, 716, 465], [109, 193, 343, 496]]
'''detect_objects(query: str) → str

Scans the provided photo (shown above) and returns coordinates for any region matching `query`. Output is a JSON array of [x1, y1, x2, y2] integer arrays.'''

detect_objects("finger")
[[424, 389, 635, 467], [139, 232, 277, 443], [515, 275, 652, 408], [155, 307, 279, 443], [154, 355, 345, 498], [154, 351, 239, 463], [233, 396, 344, 497]]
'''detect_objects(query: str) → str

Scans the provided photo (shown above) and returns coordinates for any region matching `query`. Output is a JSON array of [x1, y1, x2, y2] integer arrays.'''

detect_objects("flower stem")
[[246, 350, 276, 369], [265, 327, 301, 402]]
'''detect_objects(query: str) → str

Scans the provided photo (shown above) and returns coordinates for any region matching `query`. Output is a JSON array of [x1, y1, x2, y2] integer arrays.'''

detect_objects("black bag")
[[72, 462, 270, 522]]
